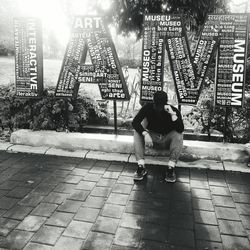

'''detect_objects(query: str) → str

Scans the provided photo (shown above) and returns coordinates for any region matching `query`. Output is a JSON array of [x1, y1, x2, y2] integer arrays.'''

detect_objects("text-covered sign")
[[55, 16, 129, 100], [14, 18, 43, 97], [215, 14, 248, 107], [141, 15, 165, 101], [141, 14, 248, 106]]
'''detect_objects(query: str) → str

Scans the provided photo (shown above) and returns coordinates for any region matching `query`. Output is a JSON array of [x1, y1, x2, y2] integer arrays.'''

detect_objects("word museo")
[[141, 14, 248, 106]]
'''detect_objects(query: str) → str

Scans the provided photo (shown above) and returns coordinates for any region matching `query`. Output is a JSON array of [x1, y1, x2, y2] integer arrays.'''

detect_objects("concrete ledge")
[[86, 151, 130, 162], [45, 148, 88, 158], [10, 129, 249, 163], [7, 145, 49, 154], [0, 142, 13, 151]]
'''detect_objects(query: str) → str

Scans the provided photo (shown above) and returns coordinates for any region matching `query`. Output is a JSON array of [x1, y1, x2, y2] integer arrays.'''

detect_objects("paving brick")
[[101, 204, 125, 218], [170, 200, 192, 214], [215, 207, 240, 221], [19, 193, 45, 207], [114, 227, 141, 248], [52, 170, 71, 177], [90, 187, 112, 197], [31, 203, 57, 217], [46, 211, 74, 227], [218, 219, 247, 236], [172, 182, 190, 192], [138, 240, 167, 250], [83, 231, 113, 250], [54, 183, 77, 194], [120, 213, 144, 230], [236, 203, 250, 215], [210, 186, 231, 196], [83, 173, 102, 182], [103, 171, 121, 179], [192, 198, 214, 211], [63, 175, 82, 184], [74, 207, 99, 222], [240, 215, 250, 230], [53, 236, 83, 250], [33, 183, 56, 195], [23, 242, 52, 250], [31, 225, 64, 245], [112, 184, 133, 194], [6, 230, 34, 249], [76, 180, 96, 190], [207, 170, 225, 179], [129, 191, 149, 202], [89, 166, 107, 175], [6, 187, 32, 199], [190, 180, 209, 189], [16, 215, 46, 232], [194, 210, 218, 225], [68, 190, 89, 201], [63, 220, 92, 239], [168, 228, 195, 248], [107, 193, 129, 206], [0, 196, 19, 210], [117, 176, 134, 185], [0, 181, 20, 190], [71, 168, 88, 176], [212, 195, 235, 208], [0, 189, 8, 198], [3, 205, 33, 220], [0, 218, 20, 236], [190, 169, 207, 181], [191, 188, 211, 199], [232, 193, 250, 204], [195, 224, 221, 242], [208, 178, 227, 187], [221, 235, 250, 250], [108, 163, 124, 172], [145, 210, 169, 226], [97, 178, 116, 187], [125, 201, 147, 215], [228, 183, 250, 194], [42, 176, 64, 185], [225, 172, 243, 184], [111, 245, 137, 250], [196, 240, 223, 250], [169, 214, 194, 230], [0, 209, 6, 216], [42, 192, 69, 204], [83, 196, 106, 209], [92, 216, 119, 234], [57, 200, 81, 213]]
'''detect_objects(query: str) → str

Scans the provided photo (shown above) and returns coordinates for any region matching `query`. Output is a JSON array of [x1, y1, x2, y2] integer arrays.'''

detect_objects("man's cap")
[[153, 91, 168, 105]]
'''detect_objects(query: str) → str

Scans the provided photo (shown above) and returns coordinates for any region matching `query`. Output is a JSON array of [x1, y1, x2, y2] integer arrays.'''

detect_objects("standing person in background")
[[132, 91, 184, 183]]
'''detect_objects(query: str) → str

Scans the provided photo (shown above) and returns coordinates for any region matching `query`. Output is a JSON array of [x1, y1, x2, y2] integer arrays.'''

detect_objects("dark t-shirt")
[[132, 103, 184, 135]]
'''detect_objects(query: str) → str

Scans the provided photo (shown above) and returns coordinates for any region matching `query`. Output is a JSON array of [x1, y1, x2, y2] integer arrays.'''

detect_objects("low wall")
[[10, 129, 249, 163]]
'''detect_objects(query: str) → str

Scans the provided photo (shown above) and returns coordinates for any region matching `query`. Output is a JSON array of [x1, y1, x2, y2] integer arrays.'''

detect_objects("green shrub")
[[0, 85, 108, 133]]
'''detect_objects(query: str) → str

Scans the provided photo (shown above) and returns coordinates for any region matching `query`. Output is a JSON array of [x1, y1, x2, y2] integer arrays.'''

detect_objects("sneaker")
[[134, 165, 148, 181], [165, 167, 176, 183]]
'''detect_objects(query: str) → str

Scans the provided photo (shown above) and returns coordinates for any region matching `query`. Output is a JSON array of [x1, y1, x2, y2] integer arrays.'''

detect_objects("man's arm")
[[165, 105, 184, 133], [132, 104, 148, 134], [172, 106, 184, 133]]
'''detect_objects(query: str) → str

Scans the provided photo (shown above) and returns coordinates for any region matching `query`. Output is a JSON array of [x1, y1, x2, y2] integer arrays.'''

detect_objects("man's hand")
[[164, 105, 175, 115], [143, 131, 153, 147], [164, 105, 178, 121]]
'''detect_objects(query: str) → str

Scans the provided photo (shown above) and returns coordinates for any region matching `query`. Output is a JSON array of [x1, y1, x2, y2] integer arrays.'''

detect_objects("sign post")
[[14, 18, 43, 98]]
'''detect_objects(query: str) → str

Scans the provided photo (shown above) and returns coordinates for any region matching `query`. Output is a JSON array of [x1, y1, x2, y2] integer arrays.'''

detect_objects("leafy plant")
[[0, 85, 108, 134]]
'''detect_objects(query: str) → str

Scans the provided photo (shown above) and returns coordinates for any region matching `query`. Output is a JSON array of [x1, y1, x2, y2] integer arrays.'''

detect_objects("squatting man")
[[132, 91, 184, 182]]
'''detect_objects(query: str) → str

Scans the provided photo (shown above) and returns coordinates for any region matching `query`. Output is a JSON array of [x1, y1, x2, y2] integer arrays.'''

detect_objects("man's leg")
[[133, 119, 148, 180], [164, 131, 183, 182]]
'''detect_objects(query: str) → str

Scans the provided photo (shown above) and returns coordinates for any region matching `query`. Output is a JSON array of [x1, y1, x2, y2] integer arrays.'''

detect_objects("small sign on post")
[[14, 18, 43, 98]]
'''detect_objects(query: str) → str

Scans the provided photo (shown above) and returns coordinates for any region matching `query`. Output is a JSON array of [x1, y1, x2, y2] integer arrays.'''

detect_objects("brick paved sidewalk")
[[0, 151, 250, 250]]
